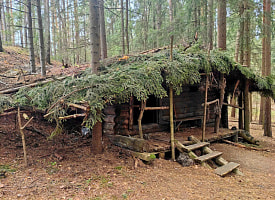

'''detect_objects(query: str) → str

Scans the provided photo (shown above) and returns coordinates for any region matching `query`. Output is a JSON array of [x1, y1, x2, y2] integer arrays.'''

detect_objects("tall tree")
[[243, 0, 251, 132], [89, 0, 103, 154], [263, 0, 272, 137], [0, 1, 3, 52], [37, 0, 46, 76], [125, 0, 129, 54], [45, 0, 51, 64], [121, 0, 125, 54], [99, 0, 107, 59], [207, 0, 214, 50], [74, 0, 80, 63], [215, 0, 227, 133], [27, 0, 36, 73]]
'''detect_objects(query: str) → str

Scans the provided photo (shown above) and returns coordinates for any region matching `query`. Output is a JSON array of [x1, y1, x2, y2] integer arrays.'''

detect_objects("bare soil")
[[0, 113, 274, 200]]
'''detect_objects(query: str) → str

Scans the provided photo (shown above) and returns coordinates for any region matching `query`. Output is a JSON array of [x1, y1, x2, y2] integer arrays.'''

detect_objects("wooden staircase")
[[176, 138, 241, 177]]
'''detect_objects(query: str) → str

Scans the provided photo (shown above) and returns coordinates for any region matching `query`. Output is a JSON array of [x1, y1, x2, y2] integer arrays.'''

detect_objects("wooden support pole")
[[138, 100, 146, 139], [129, 96, 134, 130], [58, 113, 86, 120], [202, 75, 209, 142], [244, 80, 250, 132], [17, 107, 33, 167], [144, 106, 169, 110], [169, 87, 175, 161], [214, 73, 226, 133], [201, 99, 219, 106], [238, 92, 244, 129]]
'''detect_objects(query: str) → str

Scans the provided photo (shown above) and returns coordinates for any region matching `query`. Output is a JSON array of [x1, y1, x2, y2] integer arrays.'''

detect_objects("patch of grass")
[[0, 165, 16, 173], [114, 166, 122, 170]]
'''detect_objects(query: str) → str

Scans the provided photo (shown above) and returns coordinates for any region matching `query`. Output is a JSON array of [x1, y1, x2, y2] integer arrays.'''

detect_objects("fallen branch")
[[0, 76, 67, 94], [223, 103, 243, 110], [223, 140, 269, 152]]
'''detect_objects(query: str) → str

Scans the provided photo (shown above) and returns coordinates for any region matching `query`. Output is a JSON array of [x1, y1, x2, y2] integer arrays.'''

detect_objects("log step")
[[215, 162, 240, 177], [182, 142, 210, 152], [194, 151, 223, 163]]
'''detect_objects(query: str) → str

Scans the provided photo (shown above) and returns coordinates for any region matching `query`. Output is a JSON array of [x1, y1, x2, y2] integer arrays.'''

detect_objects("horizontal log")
[[131, 151, 156, 162], [103, 129, 114, 135], [201, 99, 219, 106], [238, 131, 259, 145], [144, 106, 169, 110], [222, 103, 243, 110], [103, 123, 115, 130], [0, 76, 67, 94], [103, 115, 116, 123], [108, 135, 150, 152], [223, 140, 269, 151], [104, 106, 116, 115]]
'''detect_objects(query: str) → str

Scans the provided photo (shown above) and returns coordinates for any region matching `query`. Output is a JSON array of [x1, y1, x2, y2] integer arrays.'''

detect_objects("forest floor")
[[1, 46, 275, 199], [0, 113, 274, 200]]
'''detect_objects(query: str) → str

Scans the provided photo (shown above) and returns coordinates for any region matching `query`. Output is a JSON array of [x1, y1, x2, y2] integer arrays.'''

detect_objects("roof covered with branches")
[[0, 45, 274, 134]]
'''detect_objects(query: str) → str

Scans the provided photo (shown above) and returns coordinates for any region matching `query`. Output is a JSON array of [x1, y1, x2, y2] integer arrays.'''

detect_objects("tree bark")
[[37, 0, 46, 76], [45, 0, 51, 64], [74, 0, 80, 63], [125, 0, 129, 54], [217, 0, 226, 50], [243, 0, 251, 132], [0, 1, 3, 52], [263, 0, 272, 137], [27, 0, 36, 73], [89, 0, 103, 154], [99, 0, 107, 59], [121, 0, 125, 54], [207, 0, 213, 50]]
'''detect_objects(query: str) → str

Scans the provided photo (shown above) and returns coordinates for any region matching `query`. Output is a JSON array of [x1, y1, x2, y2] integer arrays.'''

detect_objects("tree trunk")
[[215, 0, 227, 133], [125, 0, 129, 54], [45, 0, 51, 64], [263, 0, 272, 137], [217, 0, 226, 50], [208, 0, 214, 49], [121, 0, 125, 54], [27, 0, 36, 73], [37, 0, 46, 76], [243, 0, 251, 132], [90, 0, 103, 154], [0, 2, 3, 52], [99, 0, 107, 59]]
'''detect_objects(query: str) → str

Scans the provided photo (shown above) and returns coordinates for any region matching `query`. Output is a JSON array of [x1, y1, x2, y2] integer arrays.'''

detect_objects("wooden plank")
[[215, 162, 240, 177], [183, 142, 210, 152], [194, 151, 223, 163]]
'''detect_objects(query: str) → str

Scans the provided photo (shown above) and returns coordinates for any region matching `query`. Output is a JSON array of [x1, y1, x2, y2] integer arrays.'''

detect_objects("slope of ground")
[[0, 113, 274, 200], [0, 46, 89, 92]]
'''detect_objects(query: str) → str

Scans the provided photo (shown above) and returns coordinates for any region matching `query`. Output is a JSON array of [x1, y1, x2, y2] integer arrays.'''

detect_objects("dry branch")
[[223, 140, 269, 151]]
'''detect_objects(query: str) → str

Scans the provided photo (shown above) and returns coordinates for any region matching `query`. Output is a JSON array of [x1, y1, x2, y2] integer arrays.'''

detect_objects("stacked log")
[[103, 105, 116, 135], [114, 104, 132, 135]]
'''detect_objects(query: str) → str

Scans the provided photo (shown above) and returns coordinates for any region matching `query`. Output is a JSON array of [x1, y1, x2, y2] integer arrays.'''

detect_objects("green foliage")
[[1, 47, 273, 136], [0, 95, 13, 113]]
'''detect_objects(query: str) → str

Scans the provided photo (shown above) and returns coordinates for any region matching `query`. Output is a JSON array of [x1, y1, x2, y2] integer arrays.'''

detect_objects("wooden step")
[[215, 162, 240, 177], [182, 142, 210, 152], [194, 151, 223, 163]]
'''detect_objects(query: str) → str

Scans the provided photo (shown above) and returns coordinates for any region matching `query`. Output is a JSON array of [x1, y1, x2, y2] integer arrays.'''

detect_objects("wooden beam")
[[201, 99, 219, 106], [223, 103, 243, 110], [144, 106, 169, 110], [58, 113, 86, 120], [67, 103, 88, 111]]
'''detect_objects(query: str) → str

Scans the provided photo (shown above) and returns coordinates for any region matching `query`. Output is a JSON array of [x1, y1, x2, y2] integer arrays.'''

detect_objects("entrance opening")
[[133, 95, 159, 125]]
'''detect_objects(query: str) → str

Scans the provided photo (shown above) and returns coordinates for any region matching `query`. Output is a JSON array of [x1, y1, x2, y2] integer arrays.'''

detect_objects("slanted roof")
[[2, 46, 274, 130]]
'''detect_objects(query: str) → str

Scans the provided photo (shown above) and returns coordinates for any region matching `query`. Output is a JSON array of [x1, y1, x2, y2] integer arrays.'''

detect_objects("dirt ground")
[[0, 113, 274, 200]]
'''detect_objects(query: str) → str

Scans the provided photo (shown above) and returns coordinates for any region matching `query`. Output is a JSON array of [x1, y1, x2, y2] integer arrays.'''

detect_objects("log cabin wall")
[[160, 85, 219, 127], [103, 85, 220, 136]]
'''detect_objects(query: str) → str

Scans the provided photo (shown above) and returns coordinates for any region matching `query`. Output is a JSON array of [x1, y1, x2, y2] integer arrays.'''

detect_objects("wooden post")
[[129, 96, 134, 130], [17, 107, 33, 167], [244, 79, 250, 132], [138, 100, 146, 139], [214, 73, 226, 133], [238, 92, 244, 129], [169, 87, 175, 161], [202, 75, 209, 142]]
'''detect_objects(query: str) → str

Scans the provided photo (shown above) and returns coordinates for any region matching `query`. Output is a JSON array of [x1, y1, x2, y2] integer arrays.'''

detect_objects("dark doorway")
[[133, 95, 159, 124]]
